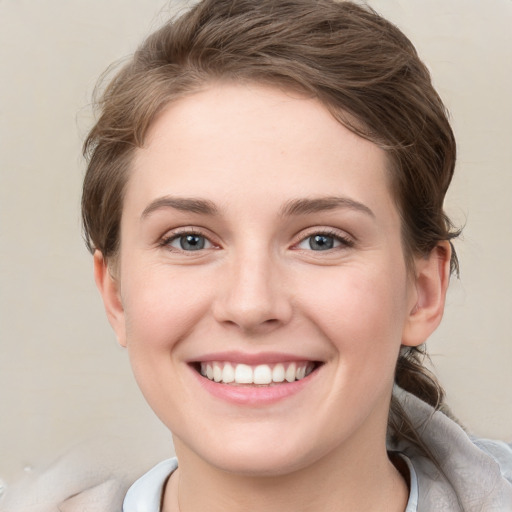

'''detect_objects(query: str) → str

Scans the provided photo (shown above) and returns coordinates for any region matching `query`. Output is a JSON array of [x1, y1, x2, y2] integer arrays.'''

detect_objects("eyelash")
[[159, 227, 354, 253], [293, 229, 355, 252], [159, 228, 216, 253]]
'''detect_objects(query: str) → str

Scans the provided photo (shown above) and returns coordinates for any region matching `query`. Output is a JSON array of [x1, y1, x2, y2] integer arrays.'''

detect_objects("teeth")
[[200, 361, 314, 385], [222, 362, 235, 383], [285, 362, 296, 383], [234, 363, 253, 384], [272, 363, 285, 383], [213, 363, 222, 382], [253, 365, 272, 385]]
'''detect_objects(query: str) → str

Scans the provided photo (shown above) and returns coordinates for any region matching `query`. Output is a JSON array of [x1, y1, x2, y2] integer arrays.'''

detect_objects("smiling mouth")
[[195, 361, 320, 386]]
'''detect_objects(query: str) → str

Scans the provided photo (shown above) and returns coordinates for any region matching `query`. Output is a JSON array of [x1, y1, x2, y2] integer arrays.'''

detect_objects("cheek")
[[121, 265, 210, 352], [118, 265, 213, 419], [296, 263, 409, 357]]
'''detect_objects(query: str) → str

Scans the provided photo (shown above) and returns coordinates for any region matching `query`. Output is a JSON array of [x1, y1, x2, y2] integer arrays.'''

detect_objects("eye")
[[296, 232, 352, 251], [166, 233, 213, 251]]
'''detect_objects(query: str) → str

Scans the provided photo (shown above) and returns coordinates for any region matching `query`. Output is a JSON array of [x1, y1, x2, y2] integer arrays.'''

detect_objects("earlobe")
[[402, 242, 452, 347], [93, 251, 127, 347]]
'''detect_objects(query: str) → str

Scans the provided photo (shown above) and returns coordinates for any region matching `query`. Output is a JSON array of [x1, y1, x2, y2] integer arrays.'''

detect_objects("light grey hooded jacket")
[[2, 388, 511, 511]]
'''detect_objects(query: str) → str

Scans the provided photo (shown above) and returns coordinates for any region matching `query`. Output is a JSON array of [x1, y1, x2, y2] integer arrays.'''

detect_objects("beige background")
[[1, 0, 511, 488]]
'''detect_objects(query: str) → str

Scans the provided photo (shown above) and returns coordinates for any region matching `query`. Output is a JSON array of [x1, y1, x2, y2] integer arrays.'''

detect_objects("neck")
[[164, 435, 408, 512]]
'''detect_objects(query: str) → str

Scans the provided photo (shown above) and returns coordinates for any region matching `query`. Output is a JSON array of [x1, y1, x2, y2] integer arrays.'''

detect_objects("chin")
[[174, 422, 338, 478], [206, 447, 319, 478]]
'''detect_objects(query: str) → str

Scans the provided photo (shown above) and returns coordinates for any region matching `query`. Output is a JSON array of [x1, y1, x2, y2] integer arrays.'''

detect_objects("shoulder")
[[0, 462, 130, 512], [471, 437, 512, 483], [0, 439, 166, 512], [392, 387, 512, 511]]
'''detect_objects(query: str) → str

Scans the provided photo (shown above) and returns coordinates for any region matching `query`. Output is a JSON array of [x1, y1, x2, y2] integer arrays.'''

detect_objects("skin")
[[95, 83, 451, 511]]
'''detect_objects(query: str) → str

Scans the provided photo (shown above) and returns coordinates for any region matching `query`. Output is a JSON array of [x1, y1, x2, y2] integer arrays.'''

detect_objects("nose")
[[212, 251, 293, 334]]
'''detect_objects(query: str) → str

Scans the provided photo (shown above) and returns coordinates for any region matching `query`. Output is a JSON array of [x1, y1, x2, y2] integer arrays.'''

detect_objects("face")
[[98, 83, 433, 476]]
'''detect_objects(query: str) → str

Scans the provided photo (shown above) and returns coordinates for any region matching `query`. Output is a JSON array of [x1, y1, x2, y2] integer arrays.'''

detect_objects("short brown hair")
[[82, 0, 460, 457]]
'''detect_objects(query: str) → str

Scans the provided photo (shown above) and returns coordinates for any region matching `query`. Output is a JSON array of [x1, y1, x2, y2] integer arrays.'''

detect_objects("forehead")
[[127, 83, 396, 220]]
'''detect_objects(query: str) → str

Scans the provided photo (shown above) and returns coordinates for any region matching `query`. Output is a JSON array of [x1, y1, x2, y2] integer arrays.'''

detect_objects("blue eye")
[[308, 234, 337, 251], [297, 233, 350, 251], [168, 233, 212, 251]]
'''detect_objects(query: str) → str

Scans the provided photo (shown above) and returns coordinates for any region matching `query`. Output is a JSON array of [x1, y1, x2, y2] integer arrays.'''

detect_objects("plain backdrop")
[[1, 0, 511, 487]]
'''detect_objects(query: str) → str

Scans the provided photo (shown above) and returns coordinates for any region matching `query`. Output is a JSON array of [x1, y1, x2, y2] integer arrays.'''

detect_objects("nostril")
[[218, 314, 284, 333]]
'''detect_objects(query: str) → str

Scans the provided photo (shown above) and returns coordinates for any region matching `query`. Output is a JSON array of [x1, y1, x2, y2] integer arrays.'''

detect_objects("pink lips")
[[188, 351, 321, 406], [194, 371, 316, 405]]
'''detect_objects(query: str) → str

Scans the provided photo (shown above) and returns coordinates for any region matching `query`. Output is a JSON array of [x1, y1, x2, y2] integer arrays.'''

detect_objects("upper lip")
[[186, 351, 321, 365]]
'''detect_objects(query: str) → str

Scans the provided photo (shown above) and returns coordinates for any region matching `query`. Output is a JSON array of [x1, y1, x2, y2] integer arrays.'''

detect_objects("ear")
[[402, 242, 452, 347], [93, 250, 127, 347]]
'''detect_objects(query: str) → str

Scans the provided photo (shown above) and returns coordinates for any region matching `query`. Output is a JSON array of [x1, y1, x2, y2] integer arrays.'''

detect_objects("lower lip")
[[191, 366, 319, 406]]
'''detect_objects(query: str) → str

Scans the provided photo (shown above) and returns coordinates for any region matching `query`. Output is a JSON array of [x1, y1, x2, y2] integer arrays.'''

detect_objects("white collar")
[[123, 458, 177, 512], [122, 456, 418, 512]]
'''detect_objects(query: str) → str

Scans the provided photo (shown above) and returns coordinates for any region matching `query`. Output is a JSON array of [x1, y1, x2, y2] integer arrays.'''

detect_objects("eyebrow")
[[140, 195, 374, 220], [280, 196, 375, 218], [141, 196, 219, 219]]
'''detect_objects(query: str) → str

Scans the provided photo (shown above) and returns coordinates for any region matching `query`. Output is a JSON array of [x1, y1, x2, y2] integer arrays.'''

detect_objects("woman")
[[83, 0, 512, 510], [6, 0, 511, 511]]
